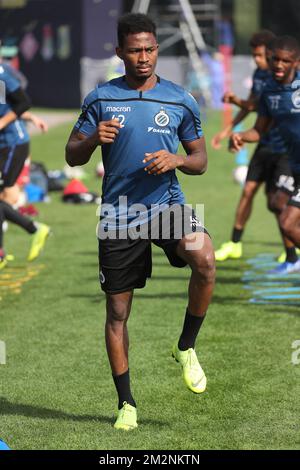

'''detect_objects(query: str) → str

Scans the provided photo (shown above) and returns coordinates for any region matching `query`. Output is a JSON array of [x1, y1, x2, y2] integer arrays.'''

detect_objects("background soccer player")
[[211, 31, 298, 272], [0, 60, 50, 269], [66, 13, 215, 431], [230, 36, 300, 272]]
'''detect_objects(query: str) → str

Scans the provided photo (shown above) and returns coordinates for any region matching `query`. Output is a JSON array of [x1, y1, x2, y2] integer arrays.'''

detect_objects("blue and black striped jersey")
[[252, 67, 287, 154], [75, 76, 203, 226], [259, 70, 300, 173], [0, 63, 29, 149]]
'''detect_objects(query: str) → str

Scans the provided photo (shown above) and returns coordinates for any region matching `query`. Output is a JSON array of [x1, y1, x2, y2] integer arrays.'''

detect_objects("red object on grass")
[[18, 204, 39, 216], [63, 179, 89, 196]]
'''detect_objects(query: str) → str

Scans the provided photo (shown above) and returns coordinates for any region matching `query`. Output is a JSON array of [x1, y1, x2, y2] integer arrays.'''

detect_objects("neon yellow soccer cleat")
[[114, 402, 138, 431], [215, 241, 242, 261], [27, 223, 51, 262], [0, 256, 7, 270], [0, 253, 15, 270], [172, 343, 206, 394]]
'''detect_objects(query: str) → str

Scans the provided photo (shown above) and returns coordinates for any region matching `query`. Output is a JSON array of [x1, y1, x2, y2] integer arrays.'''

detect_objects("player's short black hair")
[[117, 13, 157, 47], [249, 30, 276, 49], [272, 35, 300, 58]]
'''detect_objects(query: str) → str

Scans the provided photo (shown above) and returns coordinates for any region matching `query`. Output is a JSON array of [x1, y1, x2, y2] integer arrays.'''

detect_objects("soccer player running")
[[0, 61, 50, 270], [212, 31, 298, 272], [66, 13, 215, 430], [230, 35, 300, 271]]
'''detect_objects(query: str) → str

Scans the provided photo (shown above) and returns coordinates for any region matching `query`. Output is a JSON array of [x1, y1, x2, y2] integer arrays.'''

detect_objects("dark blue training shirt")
[[259, 71, 300, 174], [252, 67, 287, 154], [0, 63, 29, 149], [75, 76, 203, 226]]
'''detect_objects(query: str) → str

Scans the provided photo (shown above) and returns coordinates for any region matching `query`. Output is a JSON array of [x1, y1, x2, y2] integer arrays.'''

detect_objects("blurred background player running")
[[0, 57, 50, 269], [211, 30, 298, 272], [229, 35, 300, 273]]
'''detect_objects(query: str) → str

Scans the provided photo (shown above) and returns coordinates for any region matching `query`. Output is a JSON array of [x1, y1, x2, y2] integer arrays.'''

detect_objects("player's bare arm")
[[65, 118, 121, 167], [224, 90, 258, 112], [211, 110, 245, 149], [21, 112, 49, 132], [229, 115, 273, 152], [0, 110, 18, 131], [143, 137, 207, 176], [211, 93, 256, 150], [211, 108, 250, 150]]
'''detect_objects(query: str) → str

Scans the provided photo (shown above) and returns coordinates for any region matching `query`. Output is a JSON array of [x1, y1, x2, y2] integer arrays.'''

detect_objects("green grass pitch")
[[0, 110, 299, 450]]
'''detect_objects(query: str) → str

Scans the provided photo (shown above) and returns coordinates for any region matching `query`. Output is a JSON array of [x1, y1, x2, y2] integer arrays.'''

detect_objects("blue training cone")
[[0, 439, 10, 450]]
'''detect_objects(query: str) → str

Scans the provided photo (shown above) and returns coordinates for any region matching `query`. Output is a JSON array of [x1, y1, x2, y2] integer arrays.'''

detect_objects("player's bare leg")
[[215, 180, 261, 261], [176, 232, 215, 316], [267, 189, 299, 270], [268, 188, 289, 213], [105, 291, 133, 375], [234, 180, 261, 229], [171, 232, 215, 393], [106, 290, 137, 429], [0, 185, 21, 206], [280, 205, 300, 248]]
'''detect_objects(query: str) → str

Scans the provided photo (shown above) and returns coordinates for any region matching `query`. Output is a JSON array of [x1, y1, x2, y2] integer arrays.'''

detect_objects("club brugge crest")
[[292, 88, 300, 109], [154, 109, 170, 127]]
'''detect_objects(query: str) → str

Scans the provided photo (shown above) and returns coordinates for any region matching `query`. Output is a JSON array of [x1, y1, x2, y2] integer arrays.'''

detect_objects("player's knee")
[[280, 215, 294, 238], [106, 298, 130, 323], [192, 251, 215, 283], [268, 192, 287, 214], [108, 308, 128, 323], [1, 188, 19, 206]]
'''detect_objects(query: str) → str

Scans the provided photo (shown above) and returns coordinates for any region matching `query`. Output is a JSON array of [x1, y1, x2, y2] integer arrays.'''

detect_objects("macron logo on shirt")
[[105, 106, 131, 112]]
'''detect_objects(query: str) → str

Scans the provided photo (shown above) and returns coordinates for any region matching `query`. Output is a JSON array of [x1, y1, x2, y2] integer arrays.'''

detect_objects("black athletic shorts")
[[288, 173, 300, 209], [98, 204, 209, 294], [246, 144, 293, 194], [0, 143, 29, 191]]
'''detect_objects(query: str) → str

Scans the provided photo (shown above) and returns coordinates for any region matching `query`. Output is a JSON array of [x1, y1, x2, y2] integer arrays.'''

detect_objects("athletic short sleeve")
[[74, 90, 100, 136], [0, 64, 21, 95], [178, 91, 203, 142]]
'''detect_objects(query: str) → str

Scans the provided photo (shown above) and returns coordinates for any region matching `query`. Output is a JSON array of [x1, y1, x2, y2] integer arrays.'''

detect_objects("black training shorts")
[[98, 204, 209, 294], [0, 143, 29, 191], [246, 144, 293, 194]]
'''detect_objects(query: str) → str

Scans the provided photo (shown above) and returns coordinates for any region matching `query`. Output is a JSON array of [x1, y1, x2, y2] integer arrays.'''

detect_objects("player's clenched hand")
[[211, 129, 230, 150], [229, 133, 244, 153], [95, 118, 122, 144], [222, 91, 236, 104], [143, 150, 183, 175], [31, 116, 48, 132]]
